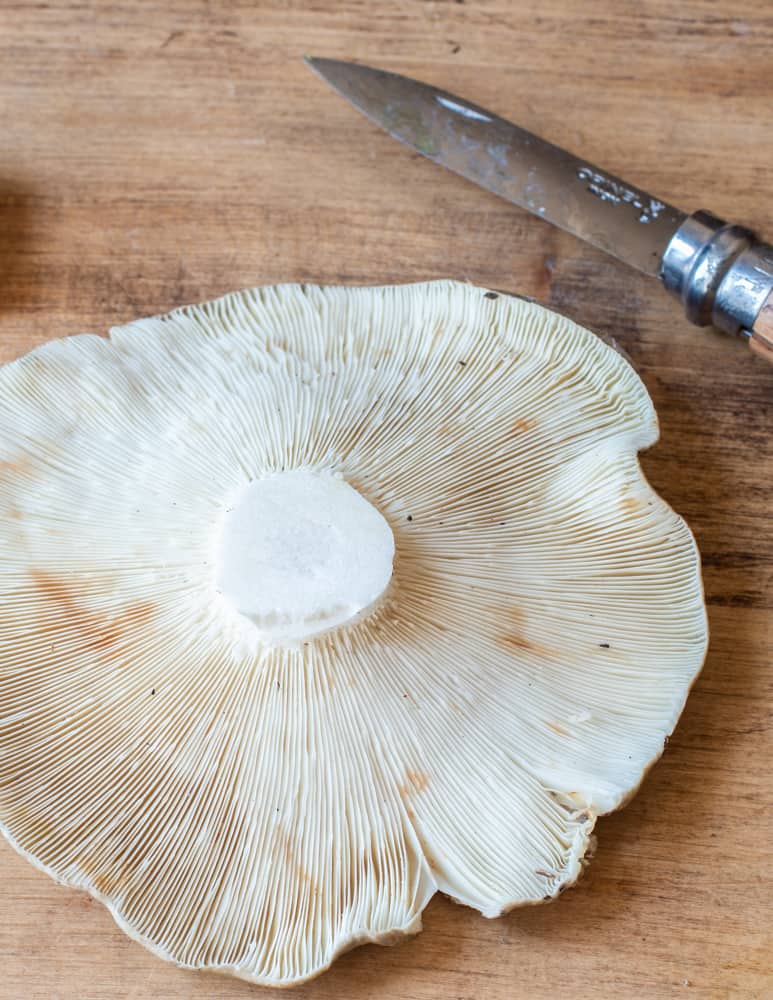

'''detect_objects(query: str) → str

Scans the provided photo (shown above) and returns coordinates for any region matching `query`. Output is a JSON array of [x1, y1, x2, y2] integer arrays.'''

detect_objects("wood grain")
[[1, 2, 772, 998]]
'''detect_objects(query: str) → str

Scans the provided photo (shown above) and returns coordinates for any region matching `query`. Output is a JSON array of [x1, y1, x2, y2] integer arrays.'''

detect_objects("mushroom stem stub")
[[215, 468, 394, 642]]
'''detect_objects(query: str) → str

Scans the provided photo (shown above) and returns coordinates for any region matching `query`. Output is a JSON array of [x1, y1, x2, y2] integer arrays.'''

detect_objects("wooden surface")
[[1, 2, 772, 998]]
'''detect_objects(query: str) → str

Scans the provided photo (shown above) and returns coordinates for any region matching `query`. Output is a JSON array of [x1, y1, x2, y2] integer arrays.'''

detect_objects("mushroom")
[[0, 280, 707, 986]]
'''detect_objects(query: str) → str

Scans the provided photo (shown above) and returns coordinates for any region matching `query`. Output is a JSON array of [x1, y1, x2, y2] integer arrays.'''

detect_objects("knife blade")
[[306, 57, 773, 364]]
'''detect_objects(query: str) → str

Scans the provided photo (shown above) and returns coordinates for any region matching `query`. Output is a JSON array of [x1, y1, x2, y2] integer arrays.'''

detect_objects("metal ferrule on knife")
[[661, 211, 773, 337]]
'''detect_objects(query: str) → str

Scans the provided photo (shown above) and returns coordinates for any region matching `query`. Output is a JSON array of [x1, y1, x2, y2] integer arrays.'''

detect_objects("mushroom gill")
[[0, 281, 707, 986]]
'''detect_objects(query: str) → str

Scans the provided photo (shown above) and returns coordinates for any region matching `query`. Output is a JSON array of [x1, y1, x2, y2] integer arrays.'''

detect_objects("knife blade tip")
[[304, 55, 347, 73]]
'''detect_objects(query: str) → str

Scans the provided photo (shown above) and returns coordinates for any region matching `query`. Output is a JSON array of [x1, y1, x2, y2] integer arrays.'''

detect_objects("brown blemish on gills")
[[495, 605, 546, 655], [0, 456, 34, 477], [6, 801, 58, 844], [497, 632, 536, 653], [405, 769, 429, 793], [80, 843, 144, 898], [621, 495, 644, 514], [399, 768, 430, 804], [276, 827, 320, 896], [30, 569, 154, 652]]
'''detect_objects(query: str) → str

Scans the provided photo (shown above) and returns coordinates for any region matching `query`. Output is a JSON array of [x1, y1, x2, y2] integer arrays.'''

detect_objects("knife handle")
[[661, 211, 773, 363], [749, 291, 773, 364]]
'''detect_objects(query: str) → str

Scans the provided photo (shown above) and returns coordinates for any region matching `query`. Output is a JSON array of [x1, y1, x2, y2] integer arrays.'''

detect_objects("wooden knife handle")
[[750, 290, 773, 364]]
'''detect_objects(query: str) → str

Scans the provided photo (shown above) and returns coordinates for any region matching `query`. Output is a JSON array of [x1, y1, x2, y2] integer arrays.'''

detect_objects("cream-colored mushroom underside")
[[0, 281, 707, 986]]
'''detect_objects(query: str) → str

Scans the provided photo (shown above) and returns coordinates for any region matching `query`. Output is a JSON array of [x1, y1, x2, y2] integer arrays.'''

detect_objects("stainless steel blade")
[[307, 58, 686, 276]]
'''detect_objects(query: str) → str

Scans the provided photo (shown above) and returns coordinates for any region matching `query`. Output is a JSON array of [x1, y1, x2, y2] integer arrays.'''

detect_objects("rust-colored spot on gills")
[[92, 870, 113, 894], [405, 769, 429, 793], [276, 828, 320, 896], [78, 847, 139, 897], [0, 456, 33, 477], [495, 606, 545, 656], [29, 569, 154, 652], [498, 632, 535, 653], [512, 417, 536, 434], [399, 768, 430, 803], [547, 721, 570, 737], [621, 495, 644, 514], [7, 802, 57, 844]]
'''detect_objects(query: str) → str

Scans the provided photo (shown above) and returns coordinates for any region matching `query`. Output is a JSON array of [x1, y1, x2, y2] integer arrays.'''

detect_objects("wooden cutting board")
[[1, 2, 771, 998]]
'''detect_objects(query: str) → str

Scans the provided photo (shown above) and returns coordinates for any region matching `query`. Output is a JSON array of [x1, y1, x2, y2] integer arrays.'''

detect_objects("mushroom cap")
[[0, 280, 707, 986]]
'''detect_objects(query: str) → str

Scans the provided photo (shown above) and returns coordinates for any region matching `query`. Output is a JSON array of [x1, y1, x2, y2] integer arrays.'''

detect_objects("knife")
[[306, 57, 773, 365]]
